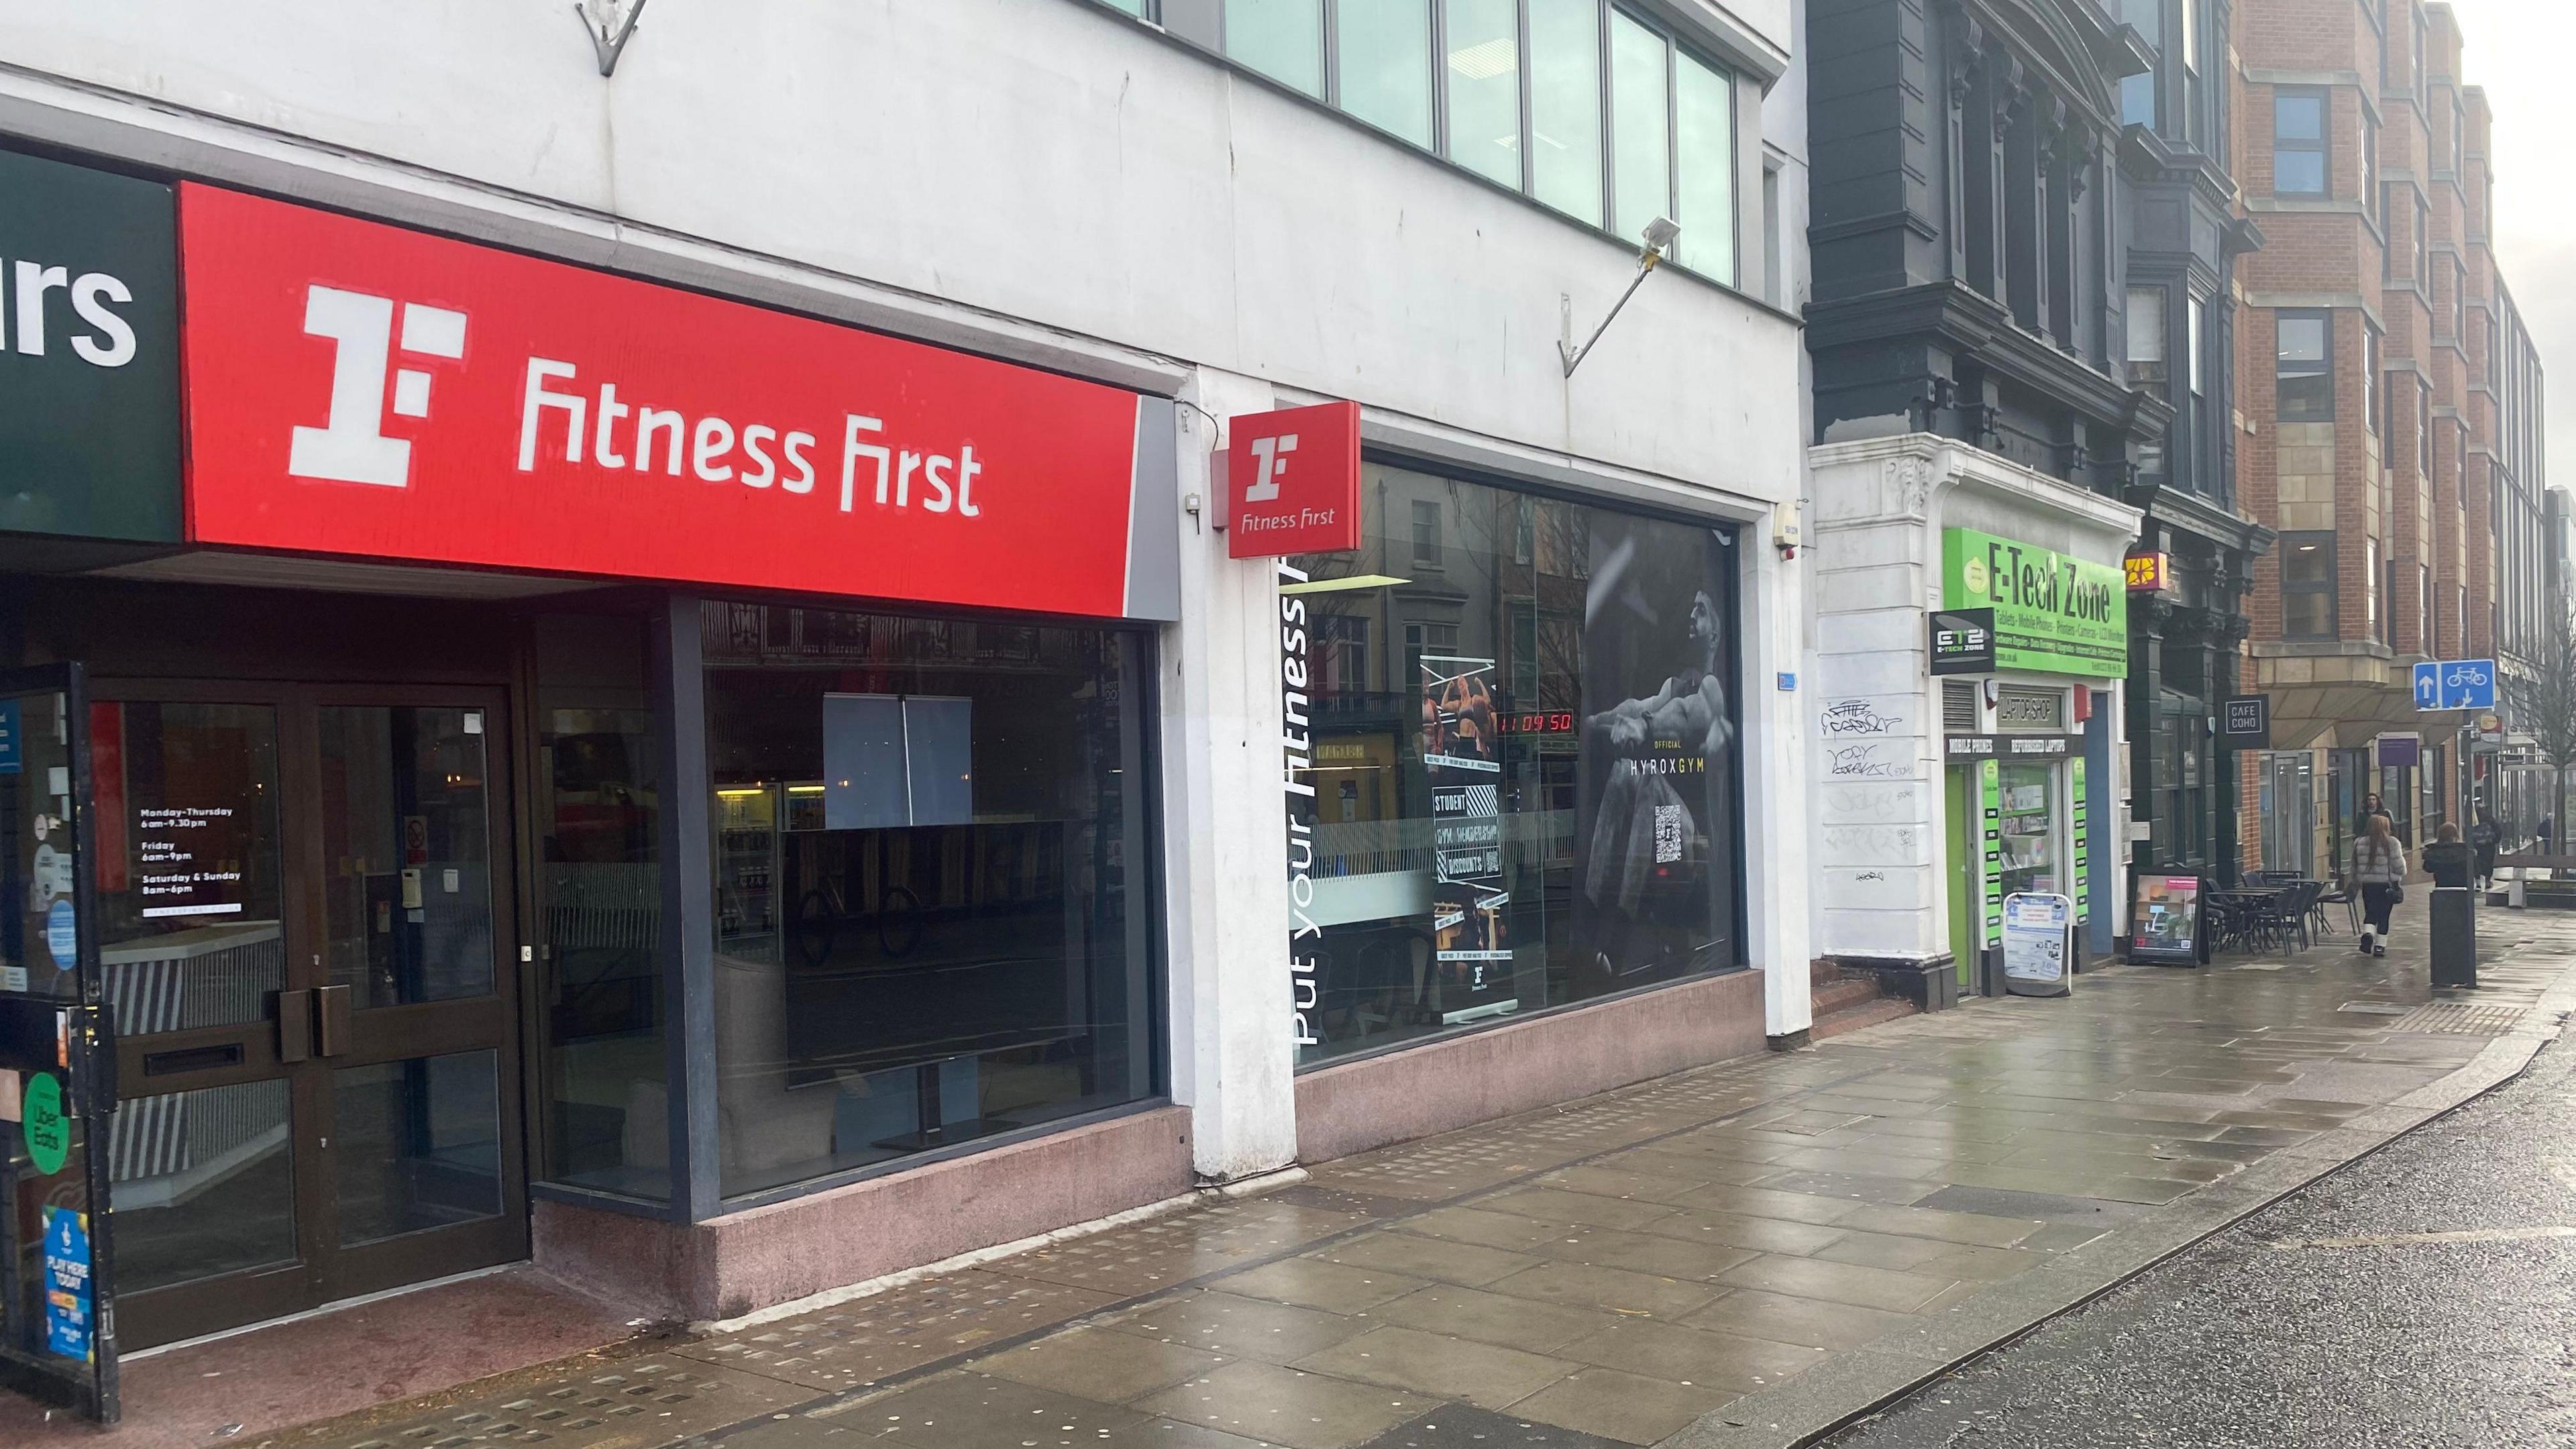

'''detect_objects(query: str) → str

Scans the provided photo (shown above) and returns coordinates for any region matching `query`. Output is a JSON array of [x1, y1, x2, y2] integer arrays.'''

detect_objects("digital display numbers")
[[1494, 711, 1576, 736]]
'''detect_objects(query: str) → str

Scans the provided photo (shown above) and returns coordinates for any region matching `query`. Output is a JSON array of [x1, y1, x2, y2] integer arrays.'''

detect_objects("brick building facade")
[[2234, 0, 2552, 873]]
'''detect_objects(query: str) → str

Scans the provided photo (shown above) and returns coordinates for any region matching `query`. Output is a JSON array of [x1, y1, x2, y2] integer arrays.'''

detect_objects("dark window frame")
[[2273, 87, 2330, 197], [2276, 309, 2334, 422], [2281, 531, 2339, 640], [1118, 0, 1746, 288]]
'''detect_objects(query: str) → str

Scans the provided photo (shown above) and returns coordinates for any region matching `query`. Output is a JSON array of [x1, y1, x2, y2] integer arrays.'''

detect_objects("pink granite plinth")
[[535, 1104, 1195, 1322], [1294, 969, 1767, 1163]]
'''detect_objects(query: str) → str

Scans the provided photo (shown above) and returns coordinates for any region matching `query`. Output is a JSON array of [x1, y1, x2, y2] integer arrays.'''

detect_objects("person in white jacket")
[[2345, 813, 2410, 957]]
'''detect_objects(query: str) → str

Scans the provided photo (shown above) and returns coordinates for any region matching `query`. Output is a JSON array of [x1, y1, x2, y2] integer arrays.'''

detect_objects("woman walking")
[[2345, 813, 2410, 957]]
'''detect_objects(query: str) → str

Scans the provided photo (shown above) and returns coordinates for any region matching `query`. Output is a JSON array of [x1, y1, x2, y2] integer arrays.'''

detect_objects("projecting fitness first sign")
[[1941, 529, 2128, 678]]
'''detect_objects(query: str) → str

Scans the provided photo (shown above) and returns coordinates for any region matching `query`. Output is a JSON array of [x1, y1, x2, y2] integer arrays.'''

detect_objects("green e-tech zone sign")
[[1940, 529, 2127, 678]]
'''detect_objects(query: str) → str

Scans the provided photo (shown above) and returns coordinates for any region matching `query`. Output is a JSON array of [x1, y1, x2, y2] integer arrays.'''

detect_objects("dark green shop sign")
[[0, 149, 179, 543], [1939, 528, 2127, 678]]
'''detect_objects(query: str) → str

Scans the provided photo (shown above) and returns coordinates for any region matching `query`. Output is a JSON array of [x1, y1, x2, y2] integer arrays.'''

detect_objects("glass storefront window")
[[2261, 752, 2316, 877], [1291, 462, 1743, 1067], [701, 602, 1157, 1200], [91, 702, 287, 1020], [1996, 762, 2061, 897], [531, 614, 669, 1203]]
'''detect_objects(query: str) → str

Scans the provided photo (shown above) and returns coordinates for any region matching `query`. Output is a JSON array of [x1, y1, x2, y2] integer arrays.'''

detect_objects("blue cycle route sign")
[[2415, 659, 2496, 711]]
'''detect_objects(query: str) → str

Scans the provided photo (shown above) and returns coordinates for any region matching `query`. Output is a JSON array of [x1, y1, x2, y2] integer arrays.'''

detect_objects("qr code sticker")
[[1654, 803, 1685, 863]]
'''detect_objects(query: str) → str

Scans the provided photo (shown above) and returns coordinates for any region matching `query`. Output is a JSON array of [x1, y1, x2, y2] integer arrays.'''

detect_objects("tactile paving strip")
[[2391, 1001, 2530, 1036], [322, 1357, 820, 1449]]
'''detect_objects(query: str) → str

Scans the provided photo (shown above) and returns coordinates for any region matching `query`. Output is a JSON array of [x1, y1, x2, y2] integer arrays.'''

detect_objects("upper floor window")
[[2381, 183, 2397, 278], [1227, 0, 1325, 95], [2414, 8, 2429, 107], [2277, 311, 2332, 421], [2363, 322, 2382, 437], [2121, 0, 2160, 129], [2274, 89, 2328, 196], [2187, 295, 2206, 400], [2181, 0, 2206, 144], [2417, 378, 2432, 474], [2282, 533, 2337, 639], [1340, 3, 1434, 145], [2367, 536, 2381, 641], [1182, 0, 1737, 283], [1411, 498, 1444, 566], [2127, 286, 2167, 372], [2363, 121, 2379, 203]]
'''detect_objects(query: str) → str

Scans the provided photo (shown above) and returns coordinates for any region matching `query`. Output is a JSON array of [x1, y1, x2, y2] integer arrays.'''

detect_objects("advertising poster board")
[[1574, 519, 1740, 985], [1980, 759, 2004, 947], [2002, 892, 2072, 996], [2130, 874, 2205, 965], [1419, 654, 1515, 1021], [2070, 757, 2090, 922]]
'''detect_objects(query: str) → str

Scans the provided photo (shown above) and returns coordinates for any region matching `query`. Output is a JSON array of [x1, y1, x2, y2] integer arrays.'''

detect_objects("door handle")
[[278, 989, 312, 1064], [315, 984, 352, 1059]]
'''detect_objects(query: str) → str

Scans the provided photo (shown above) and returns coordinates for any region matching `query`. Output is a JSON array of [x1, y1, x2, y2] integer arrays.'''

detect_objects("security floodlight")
[[1560, 217, 1683, 378]]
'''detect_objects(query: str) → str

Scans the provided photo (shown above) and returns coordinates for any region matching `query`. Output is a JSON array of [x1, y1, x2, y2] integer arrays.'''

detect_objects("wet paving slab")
[[258, 902, 2576, 1449]]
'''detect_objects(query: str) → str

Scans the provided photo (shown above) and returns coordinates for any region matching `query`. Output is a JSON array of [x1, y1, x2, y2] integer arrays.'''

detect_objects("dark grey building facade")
[[1807, 0, 2157, 482], [2110, 0, 2272, 883]]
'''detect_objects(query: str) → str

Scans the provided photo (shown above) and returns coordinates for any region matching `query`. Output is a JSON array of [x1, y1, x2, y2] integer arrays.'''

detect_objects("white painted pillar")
[[1744, 515, 1817, 1038], [1159, 368, 1301, 1183]]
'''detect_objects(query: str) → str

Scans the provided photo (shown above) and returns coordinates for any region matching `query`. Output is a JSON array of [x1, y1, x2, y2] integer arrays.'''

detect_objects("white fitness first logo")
[[1242, 430, 1297, 504], [287, 284, 467, 488]]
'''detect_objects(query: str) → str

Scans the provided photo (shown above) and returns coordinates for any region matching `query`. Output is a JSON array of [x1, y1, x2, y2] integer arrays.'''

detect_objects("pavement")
[[0, 1265, 653, 1449], [40, 895, 2576, 1449], [1817, 966, 2576, 1447]]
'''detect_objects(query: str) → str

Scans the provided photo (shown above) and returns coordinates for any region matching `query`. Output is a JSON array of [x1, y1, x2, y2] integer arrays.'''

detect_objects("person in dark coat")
[[2469, 808, 2503, 890], [2426, 822, 2477, 890]]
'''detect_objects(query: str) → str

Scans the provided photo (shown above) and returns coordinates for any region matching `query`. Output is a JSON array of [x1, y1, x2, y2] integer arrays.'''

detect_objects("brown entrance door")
[[91, 682, 525, 1349]]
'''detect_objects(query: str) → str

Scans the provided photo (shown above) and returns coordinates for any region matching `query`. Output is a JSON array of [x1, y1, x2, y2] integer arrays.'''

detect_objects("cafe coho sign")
[[178, 184, 1177, 620]]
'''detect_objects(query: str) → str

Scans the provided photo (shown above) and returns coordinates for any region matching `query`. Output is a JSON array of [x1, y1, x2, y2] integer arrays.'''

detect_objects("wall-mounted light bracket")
[[576, 0, 649, 76], [1558, 217, 1681, 378]]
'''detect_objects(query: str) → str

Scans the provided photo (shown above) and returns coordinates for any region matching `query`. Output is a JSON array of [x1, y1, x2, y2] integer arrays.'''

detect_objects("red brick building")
[[2234, 0, 2549, 872]]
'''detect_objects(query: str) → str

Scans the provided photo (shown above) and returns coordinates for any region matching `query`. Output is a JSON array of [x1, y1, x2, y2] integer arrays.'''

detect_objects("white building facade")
[[0, 0, 1815, 1352]]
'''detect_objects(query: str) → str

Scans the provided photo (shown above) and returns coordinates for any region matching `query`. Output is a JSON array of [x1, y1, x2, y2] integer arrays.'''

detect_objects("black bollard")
[[2430, 887, 2477, 989]]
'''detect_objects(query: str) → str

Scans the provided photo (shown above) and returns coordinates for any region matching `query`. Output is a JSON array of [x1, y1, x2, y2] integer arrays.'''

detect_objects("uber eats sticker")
[[1941, 529, 2128, 678], [23, 1069, 68, 1176]]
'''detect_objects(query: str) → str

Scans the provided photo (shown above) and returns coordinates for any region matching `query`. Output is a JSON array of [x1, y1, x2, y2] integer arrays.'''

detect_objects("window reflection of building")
[[1291, 462, 1743, 1065], [698, 601, 1157, 1200]]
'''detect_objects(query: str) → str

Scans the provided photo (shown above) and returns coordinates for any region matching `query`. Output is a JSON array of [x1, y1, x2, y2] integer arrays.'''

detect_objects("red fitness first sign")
[[1226, 400, 1361, 559], [177, 183, 1175, 620]]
